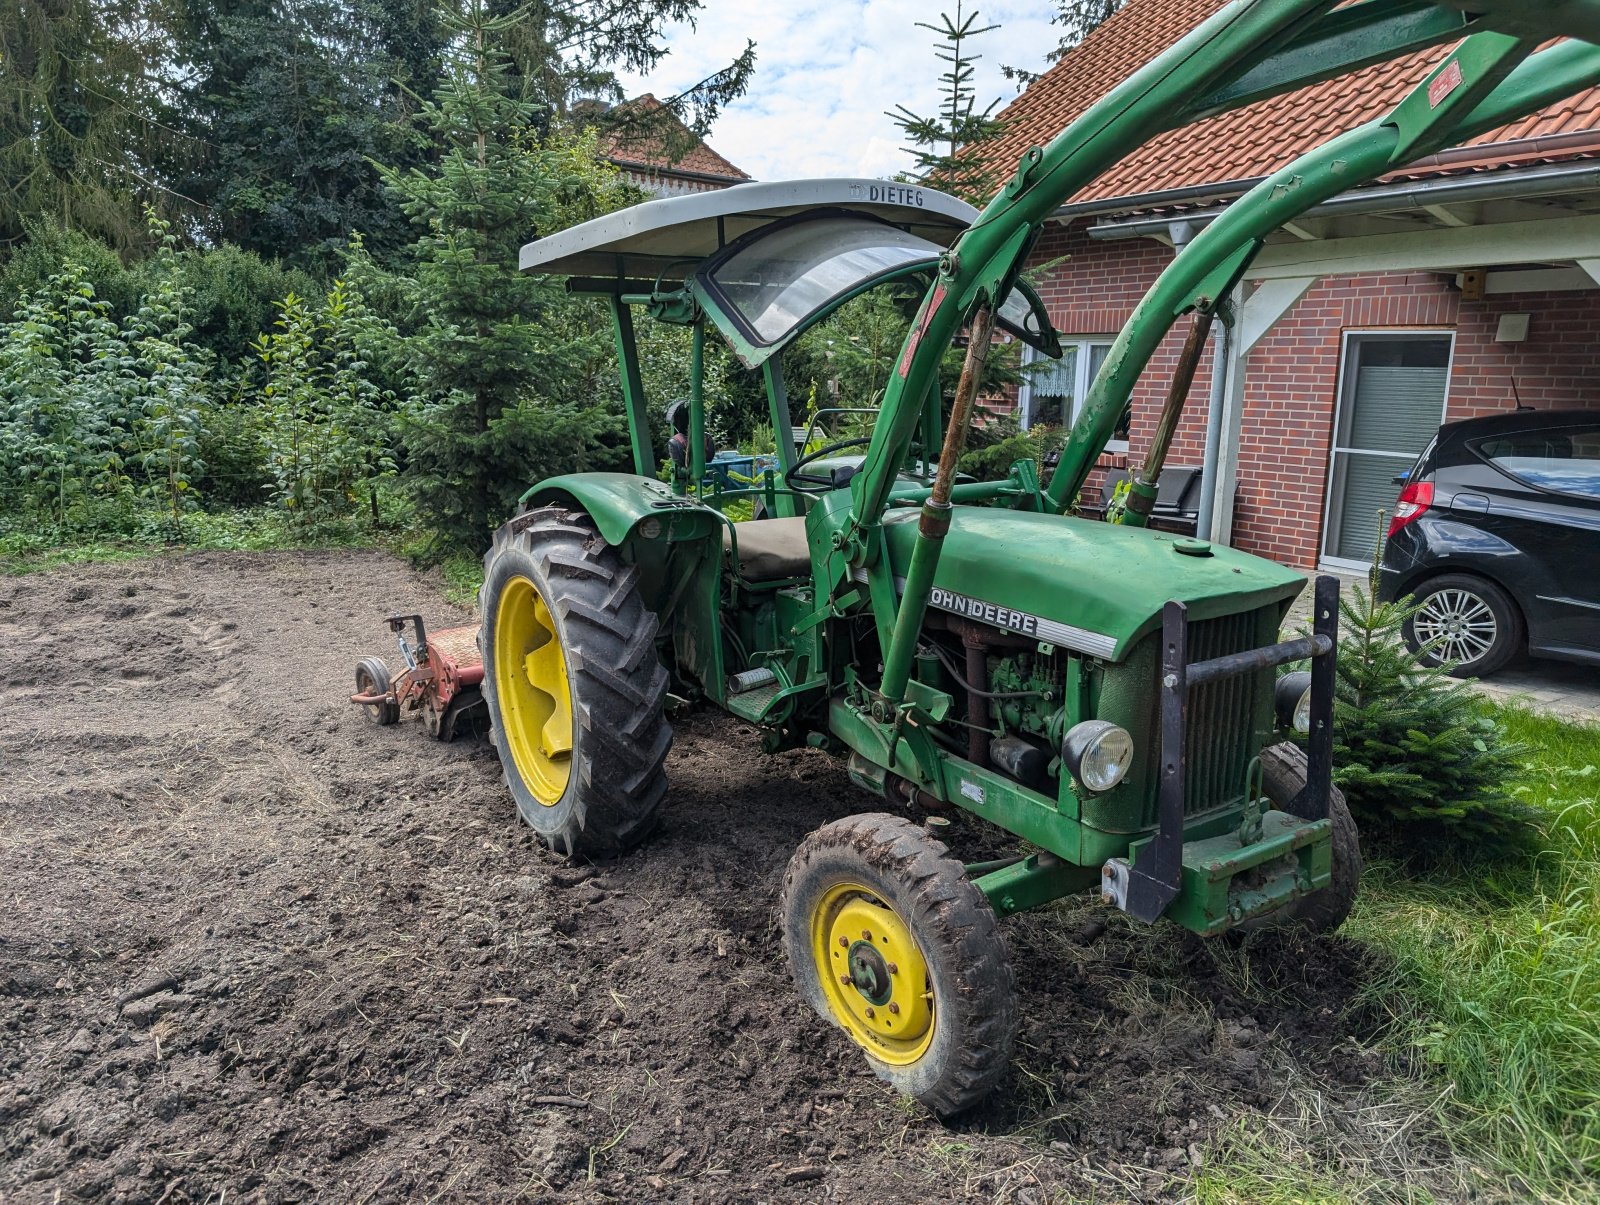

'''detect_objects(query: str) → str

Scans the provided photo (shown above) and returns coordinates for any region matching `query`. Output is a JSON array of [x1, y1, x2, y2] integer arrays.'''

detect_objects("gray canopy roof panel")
[[519, 178, 979, 282]]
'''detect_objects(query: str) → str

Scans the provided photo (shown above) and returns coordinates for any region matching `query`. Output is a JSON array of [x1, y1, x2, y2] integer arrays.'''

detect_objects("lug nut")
[[887, 962, 898, 974], [888, 1002, 900, 1015], [841, 975, 853, 985], [864, 1007, 875, 1018], [838, 936, 848, 948], [861, 929, 872, 940]]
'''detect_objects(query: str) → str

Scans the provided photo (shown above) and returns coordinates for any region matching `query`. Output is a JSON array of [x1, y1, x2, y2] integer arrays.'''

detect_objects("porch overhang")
[[1058, 154, 1600, 546]]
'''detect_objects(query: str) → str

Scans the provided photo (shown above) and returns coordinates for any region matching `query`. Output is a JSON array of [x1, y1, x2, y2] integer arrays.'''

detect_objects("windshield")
[[705, 216, 939, 346]]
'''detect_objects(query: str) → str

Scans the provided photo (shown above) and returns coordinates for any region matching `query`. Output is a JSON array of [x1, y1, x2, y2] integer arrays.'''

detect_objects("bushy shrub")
[[0, 219, 143, 319], [959, 418, 1064, 482], [1320, 578, 1538, 850], [163, 244, 319, 372], [254, 280, 403, 525]]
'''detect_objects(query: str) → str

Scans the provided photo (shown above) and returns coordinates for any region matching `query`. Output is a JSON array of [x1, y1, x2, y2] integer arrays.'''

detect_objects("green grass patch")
[[1346, 702, 1600, 1196]]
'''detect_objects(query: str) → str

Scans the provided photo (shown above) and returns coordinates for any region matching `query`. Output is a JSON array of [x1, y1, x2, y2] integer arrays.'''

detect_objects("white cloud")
[[614, 1, 1058, 183]]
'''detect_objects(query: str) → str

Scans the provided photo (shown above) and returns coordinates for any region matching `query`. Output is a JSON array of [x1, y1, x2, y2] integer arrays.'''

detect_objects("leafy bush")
[[1321, 578, 1537, 849], [254, 281, 402, 525], [0, 213, 212, 533], [163, 243, 318, 373]]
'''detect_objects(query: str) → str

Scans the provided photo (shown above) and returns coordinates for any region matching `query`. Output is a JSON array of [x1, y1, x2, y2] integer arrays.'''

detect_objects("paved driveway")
[[1284, 570, 1600, 724]]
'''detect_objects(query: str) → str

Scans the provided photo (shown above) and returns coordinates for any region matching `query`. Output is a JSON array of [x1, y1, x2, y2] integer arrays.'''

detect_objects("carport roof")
[[976, 0, 1600, 214]]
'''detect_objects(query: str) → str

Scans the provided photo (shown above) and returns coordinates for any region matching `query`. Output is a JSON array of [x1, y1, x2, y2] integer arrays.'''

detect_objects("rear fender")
[[521, 472, 726, 697], [521, 472, 721, 549]]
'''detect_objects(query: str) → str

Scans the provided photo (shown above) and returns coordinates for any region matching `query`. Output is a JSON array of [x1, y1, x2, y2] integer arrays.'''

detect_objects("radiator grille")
[[1182, 610, 1266, 816]]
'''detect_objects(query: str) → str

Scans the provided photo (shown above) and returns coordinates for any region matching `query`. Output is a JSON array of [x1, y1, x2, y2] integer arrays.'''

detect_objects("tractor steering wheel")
[[786, 437, 876, 494]]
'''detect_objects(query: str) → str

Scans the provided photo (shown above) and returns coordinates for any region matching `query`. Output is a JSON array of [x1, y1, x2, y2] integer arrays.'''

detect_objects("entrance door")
[[1323, 332, 1453, 568]]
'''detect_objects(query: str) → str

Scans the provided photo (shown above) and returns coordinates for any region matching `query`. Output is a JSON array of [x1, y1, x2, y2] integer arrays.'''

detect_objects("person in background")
[[666, 399, 715, 476]]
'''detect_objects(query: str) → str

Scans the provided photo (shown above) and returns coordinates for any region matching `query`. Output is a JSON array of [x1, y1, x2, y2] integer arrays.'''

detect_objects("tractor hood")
[[876, 507, 1306, 661]]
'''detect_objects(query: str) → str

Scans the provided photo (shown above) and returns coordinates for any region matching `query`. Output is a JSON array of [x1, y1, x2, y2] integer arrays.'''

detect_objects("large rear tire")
[[479, 507, 671, 859], [780, 814, 1018, 1116]]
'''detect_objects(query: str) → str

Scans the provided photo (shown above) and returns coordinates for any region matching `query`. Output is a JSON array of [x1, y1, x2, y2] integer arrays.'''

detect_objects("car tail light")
[[1387, 480, 1434, 538]]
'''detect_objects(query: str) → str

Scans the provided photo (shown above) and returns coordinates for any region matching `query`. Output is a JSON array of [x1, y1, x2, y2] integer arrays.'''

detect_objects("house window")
[[1019, 339, 1123, 449]]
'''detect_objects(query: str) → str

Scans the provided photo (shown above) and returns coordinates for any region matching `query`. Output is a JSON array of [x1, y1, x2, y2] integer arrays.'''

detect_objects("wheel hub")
[[1416, 588, 1497, 665], [814, 891, 934, 1061]]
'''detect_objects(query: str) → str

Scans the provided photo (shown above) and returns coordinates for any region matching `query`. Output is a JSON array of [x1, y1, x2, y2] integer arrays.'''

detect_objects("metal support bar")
[[1125, 599, 1190, 923], [1292, 574, 1340, 821], [607, 298, 655, 477], [878, 305, 997, 707], [1187, 633, 1333, 687], [762, 359, 799, 518], [689, 319, 707, 487]]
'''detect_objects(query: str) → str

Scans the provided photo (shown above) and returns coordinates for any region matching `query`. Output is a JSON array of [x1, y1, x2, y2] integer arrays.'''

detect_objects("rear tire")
[[780, 814, 1017, 1115], [1403, 573, 1522, 678], [1252, 742, 1361, 934], [479, 507, 671, 859]]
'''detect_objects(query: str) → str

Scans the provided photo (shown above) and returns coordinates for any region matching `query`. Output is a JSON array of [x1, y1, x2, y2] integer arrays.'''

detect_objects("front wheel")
[[1252, 742, 1362, 933], [479, 507, 671, 859], [1403, 574, 1523, 678], [780, 814, 1018, 1115]]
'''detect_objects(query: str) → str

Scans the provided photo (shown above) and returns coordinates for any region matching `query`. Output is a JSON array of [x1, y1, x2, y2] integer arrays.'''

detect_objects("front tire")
[[1403, 573, 1522, 678], [780, 814, 1017, 1115], [1254, 742, 1361, 933], [479, 507, 671, 859]]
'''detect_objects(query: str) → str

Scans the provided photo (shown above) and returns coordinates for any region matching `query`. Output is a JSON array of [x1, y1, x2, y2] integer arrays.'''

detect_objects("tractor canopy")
[[873, 508, 1306, 661], [520, 179, 1058, 368]]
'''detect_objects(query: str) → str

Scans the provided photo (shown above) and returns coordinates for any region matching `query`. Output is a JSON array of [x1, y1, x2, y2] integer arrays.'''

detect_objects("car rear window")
[[1470, 425, 1600, 500]]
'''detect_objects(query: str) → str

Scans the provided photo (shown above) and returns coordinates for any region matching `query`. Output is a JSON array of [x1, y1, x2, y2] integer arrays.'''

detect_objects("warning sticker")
[[1429, 60, 1463, 109]]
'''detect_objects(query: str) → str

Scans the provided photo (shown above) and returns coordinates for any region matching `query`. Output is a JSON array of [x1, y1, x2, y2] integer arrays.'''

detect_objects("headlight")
[[1062, 721, 1134, 793], [1275, 671, 1313, 735]]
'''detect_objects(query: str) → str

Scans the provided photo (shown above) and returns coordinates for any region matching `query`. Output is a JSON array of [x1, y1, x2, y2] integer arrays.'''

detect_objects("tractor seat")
[[723, 517, 810, 581]]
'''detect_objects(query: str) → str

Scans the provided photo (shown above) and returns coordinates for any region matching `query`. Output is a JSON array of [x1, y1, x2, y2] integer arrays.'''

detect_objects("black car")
[[1378, 409, 1600, 677]]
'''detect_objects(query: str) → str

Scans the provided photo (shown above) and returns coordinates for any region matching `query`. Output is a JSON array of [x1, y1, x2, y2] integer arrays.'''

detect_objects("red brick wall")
[[1023, 220, 1600, 568]]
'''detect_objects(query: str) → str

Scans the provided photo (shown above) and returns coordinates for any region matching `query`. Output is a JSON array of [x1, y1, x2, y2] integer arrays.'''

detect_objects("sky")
[[613, 2, 1062, 182]]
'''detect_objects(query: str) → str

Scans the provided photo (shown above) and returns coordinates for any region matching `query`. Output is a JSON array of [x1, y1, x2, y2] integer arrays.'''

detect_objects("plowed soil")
[[0, 551, 1422, 1203]]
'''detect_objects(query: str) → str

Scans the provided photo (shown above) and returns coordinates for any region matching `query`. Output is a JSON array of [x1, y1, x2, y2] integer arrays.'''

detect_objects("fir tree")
[[375, 0, 633, 551], [889, 4, 1008, 204], [1314, 554, 1537, 852]]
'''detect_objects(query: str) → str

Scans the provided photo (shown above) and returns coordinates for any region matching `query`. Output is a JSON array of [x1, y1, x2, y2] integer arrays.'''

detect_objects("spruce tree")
[[1315, 560, 1536, 852], [889, 3, 1008, 204], [376, 0, 632, 551]]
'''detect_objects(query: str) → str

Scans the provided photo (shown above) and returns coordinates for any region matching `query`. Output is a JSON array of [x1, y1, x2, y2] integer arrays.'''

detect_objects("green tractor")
[[476, 1, 1600, 1114]]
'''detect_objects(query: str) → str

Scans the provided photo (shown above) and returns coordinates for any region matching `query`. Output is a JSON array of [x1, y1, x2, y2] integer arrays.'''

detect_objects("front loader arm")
[[1042, 32, 1600, 514], [853, 0, 1589, 714]]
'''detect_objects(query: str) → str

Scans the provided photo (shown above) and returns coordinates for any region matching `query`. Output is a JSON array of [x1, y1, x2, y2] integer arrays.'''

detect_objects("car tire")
[[1403, 573, 1523, 678]]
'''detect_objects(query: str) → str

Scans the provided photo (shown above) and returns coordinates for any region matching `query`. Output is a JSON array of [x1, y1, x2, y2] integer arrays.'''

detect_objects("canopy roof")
[[519, 179, 978, 283]]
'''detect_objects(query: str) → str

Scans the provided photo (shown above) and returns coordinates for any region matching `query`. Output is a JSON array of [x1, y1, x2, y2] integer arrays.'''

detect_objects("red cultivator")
[[351, 615, 487, 741]]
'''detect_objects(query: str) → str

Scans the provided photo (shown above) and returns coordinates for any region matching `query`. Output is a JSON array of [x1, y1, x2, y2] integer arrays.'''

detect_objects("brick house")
[[600, 95, 750, 198], [978, 0, 1600, 570]]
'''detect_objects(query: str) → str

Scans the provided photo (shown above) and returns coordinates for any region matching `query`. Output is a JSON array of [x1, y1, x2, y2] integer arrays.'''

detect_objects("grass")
[[1339, 702, 1600, 1198], [0, 503, 391, 574]]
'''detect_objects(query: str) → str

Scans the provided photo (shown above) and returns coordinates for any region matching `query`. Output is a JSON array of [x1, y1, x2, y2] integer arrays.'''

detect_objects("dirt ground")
[[0, 551, 1440, 1203]]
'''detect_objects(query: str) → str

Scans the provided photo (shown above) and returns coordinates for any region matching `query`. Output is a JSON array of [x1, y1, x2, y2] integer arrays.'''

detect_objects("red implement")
[[349, 615, 487, 741]]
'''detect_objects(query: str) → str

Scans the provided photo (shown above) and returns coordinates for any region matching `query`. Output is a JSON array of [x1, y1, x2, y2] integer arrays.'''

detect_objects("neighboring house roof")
[[979, 0, 1600, 211], [601, 95, 751, 184]]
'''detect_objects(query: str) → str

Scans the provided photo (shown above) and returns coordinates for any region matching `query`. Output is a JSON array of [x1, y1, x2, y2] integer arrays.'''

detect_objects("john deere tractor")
[[476, 1, 1600, 1114]]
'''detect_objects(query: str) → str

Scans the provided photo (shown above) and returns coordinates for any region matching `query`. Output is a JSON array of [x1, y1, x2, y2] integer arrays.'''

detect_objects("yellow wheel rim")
[[492, 575, 573, 807], [810, 882, 934, 1066]]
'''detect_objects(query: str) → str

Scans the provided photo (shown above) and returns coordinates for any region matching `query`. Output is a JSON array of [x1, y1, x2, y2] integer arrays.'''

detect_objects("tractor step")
[[726, 682, 783, 723]]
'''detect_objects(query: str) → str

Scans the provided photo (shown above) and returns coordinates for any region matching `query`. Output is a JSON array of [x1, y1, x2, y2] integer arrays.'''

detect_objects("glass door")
[[1322, 333, 1453, 567]]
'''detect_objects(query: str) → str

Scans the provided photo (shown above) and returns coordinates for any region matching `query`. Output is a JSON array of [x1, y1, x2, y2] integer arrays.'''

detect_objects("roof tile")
[[602, 95, 751, 182], [978, 0, 1600, 207]]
